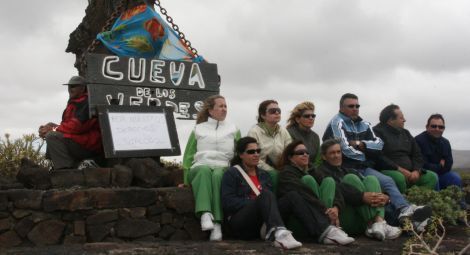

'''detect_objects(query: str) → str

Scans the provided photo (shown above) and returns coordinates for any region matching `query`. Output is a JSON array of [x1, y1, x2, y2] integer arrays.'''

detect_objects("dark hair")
[[196, 95, 225, 124], [286, 101, 315, 128], [426, 113, 445, 126], [277, 140, 305, 169], [320, 138, 341, 155], [379, 104, 400, 124], [257, 99, 278, 123], [339, 93, 358, 108], [230, 136, 258, 166]]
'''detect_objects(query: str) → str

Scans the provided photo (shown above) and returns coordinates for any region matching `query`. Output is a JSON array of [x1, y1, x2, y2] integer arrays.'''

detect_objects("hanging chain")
[[154, 0, 199, 57], [80, 0, 126, 72]]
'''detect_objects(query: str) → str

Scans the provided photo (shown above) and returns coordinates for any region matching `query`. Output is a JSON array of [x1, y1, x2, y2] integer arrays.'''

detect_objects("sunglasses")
[[430, 124, 445, 130], [302, 113, 316, 119], [245, 148, 262, 154], [346, 104, 360, 109], [292, 149, 309, 156], [266, 108, 281, 114]]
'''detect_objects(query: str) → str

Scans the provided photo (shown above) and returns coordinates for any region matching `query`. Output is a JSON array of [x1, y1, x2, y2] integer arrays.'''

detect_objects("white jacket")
[[191, 117, 239, 168]]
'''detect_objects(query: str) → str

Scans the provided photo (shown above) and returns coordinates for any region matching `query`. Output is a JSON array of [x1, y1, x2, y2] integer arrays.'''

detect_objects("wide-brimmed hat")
[[63, 76, 86, 85]]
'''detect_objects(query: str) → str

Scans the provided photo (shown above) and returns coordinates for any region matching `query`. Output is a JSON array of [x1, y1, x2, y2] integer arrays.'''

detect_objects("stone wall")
[[0, 187, 206, 247]]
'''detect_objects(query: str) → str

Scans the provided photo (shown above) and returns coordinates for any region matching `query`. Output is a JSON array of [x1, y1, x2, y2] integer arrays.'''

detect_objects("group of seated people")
[[182, 93, 464, 249]]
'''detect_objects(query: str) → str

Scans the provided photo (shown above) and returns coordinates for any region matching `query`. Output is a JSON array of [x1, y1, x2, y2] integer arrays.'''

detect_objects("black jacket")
[[373, 123, 424, 172], [312, 162, 364, 207], [221, 165, 273, 217], [278, 164, 330, 212]]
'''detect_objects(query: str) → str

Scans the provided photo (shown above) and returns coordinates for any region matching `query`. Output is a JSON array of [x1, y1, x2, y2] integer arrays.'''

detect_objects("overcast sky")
[[1, 0, 469, 157]]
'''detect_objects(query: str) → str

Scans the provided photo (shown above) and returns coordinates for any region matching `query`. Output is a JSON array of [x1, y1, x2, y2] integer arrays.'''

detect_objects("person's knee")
[[343, 174, 361, 184], [448, 172, 462, 186], [321, 177, 335, 186], [301, 175, 316, 185], [45, 131, 62, 142], [212, 168, 225, 179]]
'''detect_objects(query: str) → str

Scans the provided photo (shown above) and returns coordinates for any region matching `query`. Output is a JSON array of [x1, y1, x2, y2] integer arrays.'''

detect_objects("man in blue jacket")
[[323, 93, 431, 230], [415, 114, 462, 190]]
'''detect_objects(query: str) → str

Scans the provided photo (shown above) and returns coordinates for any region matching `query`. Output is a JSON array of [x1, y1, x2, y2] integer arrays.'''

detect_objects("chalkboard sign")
[[86, 53, 219, 119], [97, 105, 180, 158]]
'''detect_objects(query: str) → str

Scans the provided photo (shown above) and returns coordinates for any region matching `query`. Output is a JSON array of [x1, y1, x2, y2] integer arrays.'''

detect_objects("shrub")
[[0, 133, 50, 178], [406, 185, 466, 225]]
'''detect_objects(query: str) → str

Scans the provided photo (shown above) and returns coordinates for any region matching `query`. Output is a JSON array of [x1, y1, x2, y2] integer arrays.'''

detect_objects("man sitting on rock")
[[373, 104, 439, 193], [415, 114, 464, 191], [38, 76, 102, 170]]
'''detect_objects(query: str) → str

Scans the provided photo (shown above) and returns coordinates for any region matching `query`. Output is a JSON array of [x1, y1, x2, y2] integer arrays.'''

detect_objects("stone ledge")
[[0, 187, 202, 247]]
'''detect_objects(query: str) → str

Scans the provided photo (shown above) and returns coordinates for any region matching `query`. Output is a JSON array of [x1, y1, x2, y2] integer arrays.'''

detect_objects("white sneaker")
[[200, 212, 214, 231], [383, 222, 402, 239], [398, 204, 432, 232], [209, 223, 222, 241], [273, 229, 302, 250], [365, 222, 385, 241], [323, 226, 355, 245]]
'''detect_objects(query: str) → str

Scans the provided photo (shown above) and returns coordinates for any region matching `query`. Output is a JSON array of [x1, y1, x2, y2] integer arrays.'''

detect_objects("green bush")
[[406, 185, 465, 225], [0, 133, 50, 178]]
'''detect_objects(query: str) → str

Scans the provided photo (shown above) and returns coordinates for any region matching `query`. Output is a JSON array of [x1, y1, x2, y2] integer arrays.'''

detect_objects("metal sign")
[[86, 53, 219, 119]]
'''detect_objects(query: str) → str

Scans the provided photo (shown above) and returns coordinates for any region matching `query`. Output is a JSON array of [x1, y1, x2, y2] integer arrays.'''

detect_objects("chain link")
[[154, 0, 199, 57], [80, 0, 126, 73]]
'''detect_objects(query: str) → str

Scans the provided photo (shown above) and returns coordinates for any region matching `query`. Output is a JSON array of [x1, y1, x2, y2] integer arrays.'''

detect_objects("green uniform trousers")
[[339, 174, 384, 235], [188, 165, 225, 222], [381, 170, 438, 193]]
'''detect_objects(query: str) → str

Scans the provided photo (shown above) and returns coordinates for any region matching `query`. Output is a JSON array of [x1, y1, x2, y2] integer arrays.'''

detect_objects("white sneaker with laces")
[[273, 229, 302, 250], [365, 222, 385, 241], [209, 223, 222, 241], [200, 212, 214, 231], [383, 222, 402, 239], [323, 226, 355, 245]]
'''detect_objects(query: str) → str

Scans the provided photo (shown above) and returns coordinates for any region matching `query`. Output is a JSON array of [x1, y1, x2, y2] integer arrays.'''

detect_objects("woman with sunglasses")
[[182, 95, 241, 241], [286, 101, 322, 169], [277, 140, 355, 245], [247, 100, 292, 187], [221, 137, 302, 250]]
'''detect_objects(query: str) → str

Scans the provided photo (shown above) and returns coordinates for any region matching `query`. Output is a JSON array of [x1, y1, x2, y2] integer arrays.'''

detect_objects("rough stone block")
[[64, 235, 86, 244], [14, 217, 34, 238], [0, 193, 8, 211], [31, 212, 55, 223], [50, 169, 84, 188], [129, 207, 146, 218], [0, 217, 11, 232], [134, 235, 157, 242], [158, 225, 176, 239], [115, 218, 161, 239], [159, 187, 194, 214], [7, 190, 44, 209], [86, 210, 118, 225], [0, 212, 9, 219], [87, 188, 156, 209], [170, 229, 190, 241], [74, 220, 86, 236], [147, 203, 166, 216], [184, 220, 207, 241], [43, 190, 91, 212], [16, 159, 51, 189], [12, 209, 32, 219], [0, 230, 22, 247], [111, 165, 133, 187], [126, 158, 169, 187], [118, 208, 130, 218], [172, 215, 185, 229], [84, 168, 111, 187], [160, 212, 173, 225], [86, 222, 114, 242], [27, 219, 65, 245]]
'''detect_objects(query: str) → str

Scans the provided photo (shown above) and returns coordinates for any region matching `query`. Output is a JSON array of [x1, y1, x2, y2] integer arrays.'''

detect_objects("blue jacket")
[[221, 165, 273, 217], [323, 112, 383, 169], [415, 131, 453, 175]]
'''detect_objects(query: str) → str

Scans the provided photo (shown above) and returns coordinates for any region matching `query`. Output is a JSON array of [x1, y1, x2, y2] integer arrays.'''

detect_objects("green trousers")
[[382, 169, 438, 193], [301, 175, 336, 207], [340, 174, 384, 235], [188, 165, 225, 222]]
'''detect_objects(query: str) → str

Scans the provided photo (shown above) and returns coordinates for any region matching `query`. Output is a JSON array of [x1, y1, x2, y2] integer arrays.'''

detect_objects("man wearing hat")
[[38, 76, 102, 170]]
